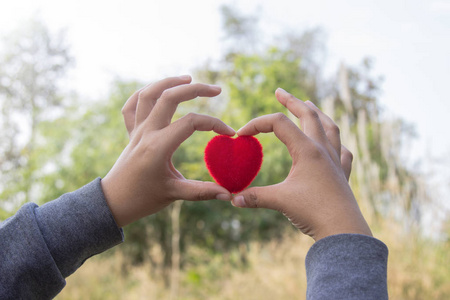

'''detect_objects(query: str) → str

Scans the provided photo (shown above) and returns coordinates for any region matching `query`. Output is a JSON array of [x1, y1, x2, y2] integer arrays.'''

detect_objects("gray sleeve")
[[305, 233, 388, 300], [0, 178, 124, 299]]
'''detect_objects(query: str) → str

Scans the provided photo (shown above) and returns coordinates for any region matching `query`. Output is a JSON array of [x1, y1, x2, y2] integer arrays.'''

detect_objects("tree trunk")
[[169, 200, 183, 300]]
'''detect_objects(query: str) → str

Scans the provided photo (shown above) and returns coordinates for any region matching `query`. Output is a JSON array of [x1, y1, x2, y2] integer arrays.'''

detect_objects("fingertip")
[[275, 87, 291, 107], [207, 181, 231, 195], [276, 87, 288, 96], [236, 121, 259, 136], [236, 125, 245, 136], [236, 127, 247, 136], [179, 74, 192, 82], [182, 180, 232, 201], [209, 84, 222, 93], [216, 193, 231, 201], [225, 125, 236, 136], [232, 195, 247, 208], [236, 127, 255, 137], [214, 122, 235, 136]]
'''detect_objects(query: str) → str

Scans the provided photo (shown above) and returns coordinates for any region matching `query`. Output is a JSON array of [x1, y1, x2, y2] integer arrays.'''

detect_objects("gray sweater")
[[0, 179, 388, 299]]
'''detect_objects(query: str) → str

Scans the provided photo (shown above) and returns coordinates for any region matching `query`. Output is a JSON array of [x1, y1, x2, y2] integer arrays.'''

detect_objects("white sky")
[[1, 0, 450, 222]]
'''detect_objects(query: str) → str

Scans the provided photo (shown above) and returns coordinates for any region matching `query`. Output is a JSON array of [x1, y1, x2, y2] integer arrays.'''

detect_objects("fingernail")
[[216, 194, 230, 201], [233, 195, 246, 207], [210, 85, 221, 92], [276, 87, 289, 95], [236, 126, 248, 136], [179, 75, 191, 80], [226, 126, 236, 135]]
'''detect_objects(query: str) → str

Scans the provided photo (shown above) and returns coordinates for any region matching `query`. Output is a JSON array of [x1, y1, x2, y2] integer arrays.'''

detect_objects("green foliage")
[[0, 17, 73, 215], [36, 81, 137, 203]]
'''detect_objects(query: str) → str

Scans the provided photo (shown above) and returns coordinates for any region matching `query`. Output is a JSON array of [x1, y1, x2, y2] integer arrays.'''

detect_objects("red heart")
[[204, 135, 263, 193]]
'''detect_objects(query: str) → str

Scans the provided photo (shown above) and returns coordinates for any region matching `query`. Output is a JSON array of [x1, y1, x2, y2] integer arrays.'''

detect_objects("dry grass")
[[378, 222, 450, 300], [56, 221, 450, 300], [57, 233, 313, 300]]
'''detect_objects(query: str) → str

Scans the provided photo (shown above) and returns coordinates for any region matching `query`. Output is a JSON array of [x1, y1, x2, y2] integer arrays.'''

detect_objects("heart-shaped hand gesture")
[[101, 76, 371, 242], [101, 76, 235, 227]]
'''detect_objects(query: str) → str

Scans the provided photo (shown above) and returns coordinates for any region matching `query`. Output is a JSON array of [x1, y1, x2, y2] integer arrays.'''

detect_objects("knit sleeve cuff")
[[305, 233, 388, 300], [35, 178, 124, 277]]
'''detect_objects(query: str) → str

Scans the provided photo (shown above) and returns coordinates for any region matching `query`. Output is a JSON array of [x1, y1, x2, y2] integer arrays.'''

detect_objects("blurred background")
[[1, 0, 449, 299]]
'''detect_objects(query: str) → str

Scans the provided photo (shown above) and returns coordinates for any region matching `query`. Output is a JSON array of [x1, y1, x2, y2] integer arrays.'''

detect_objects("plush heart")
[[204, 135, 263, 194]]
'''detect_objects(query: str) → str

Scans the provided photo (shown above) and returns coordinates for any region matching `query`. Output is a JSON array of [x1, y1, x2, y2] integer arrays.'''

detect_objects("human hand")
[[232, 88, 372, 241], [101, 76, 235, 227]]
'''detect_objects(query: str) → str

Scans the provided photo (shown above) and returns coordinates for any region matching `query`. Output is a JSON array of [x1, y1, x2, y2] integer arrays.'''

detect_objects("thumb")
[[175, 180, 232, 201], [232, 185, 281, 210]]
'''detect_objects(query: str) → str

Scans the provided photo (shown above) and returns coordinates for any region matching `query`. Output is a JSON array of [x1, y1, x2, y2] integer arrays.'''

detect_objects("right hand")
[[101, 76, 235, 228], [232, 88, 372, 241]]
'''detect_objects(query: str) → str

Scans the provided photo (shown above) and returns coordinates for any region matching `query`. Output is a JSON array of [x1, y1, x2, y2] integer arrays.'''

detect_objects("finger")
[[121, 88, 143, 135], [164, 113, 235, 152], [275, 88, 328, 144], [305, 100, 341, 159], [232, 185, 282, 210], [237, 113, 308, 157], [341, 145, 353, 181], [135, 75, 192, 127], [172, 180, 231, 201], [147, 83, 222, 130]]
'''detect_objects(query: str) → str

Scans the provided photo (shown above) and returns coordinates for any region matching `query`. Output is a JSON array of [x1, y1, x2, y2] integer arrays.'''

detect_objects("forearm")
[[305, 234, 388, 300], [0, 178, 124, 299]]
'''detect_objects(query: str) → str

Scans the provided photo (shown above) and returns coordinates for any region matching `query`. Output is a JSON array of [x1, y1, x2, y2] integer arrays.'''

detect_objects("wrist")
[[312, 206, 372, 242], [100, 176, 128, 228], [313, 222, 372, 242]]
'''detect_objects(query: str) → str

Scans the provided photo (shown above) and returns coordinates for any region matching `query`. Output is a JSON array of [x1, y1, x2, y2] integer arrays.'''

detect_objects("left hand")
[[231, 88, 371, 241]]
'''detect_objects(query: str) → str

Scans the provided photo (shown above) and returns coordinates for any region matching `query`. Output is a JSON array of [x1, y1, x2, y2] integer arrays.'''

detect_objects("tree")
[[328, 61, 428, 224], [0, 17, 73, 215]]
